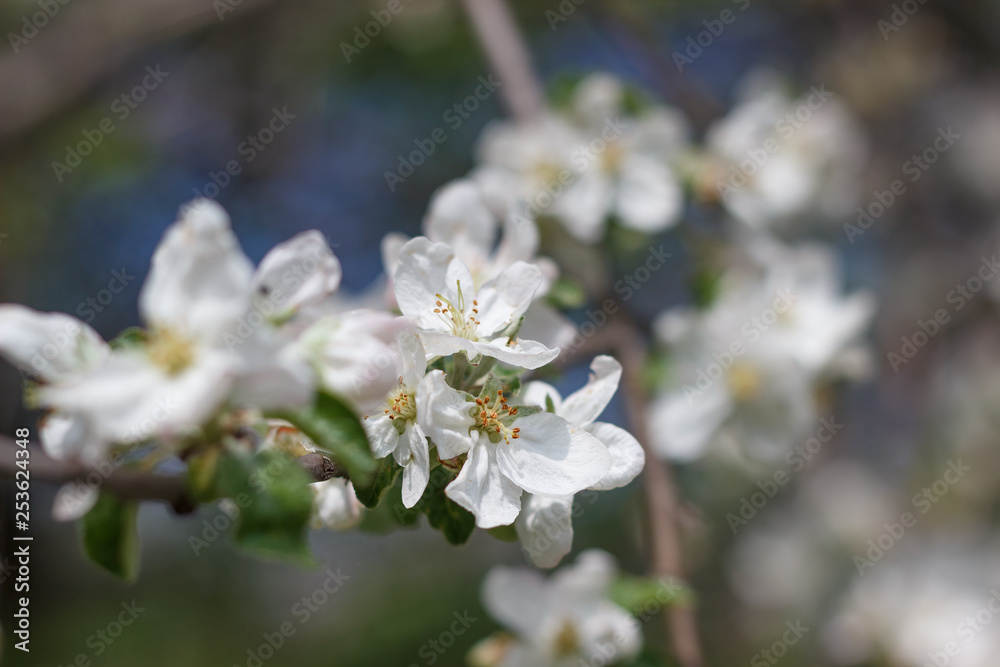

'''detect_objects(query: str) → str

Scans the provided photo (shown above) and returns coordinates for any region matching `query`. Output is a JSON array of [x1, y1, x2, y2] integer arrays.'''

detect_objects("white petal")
[[475, 262, 543, 336], [586, 423, 645, 490], [558, 355, 621, 426], [416, 370, 474, 460], [400, 426, 430, 508], [648, 382, 732, 462], [552, 548, 618, 599], [39, 414, 104, 462], [472, 337, 559, 370], [39, 350, 235, 445], [228, 330, 314, 410], [423, 179, 497, 260], [482, 566, 552, 637], [493, 211, 541, 269], [364, 414, 400, 460], [518, 381, 563, 412], [0, 305, 108, 382], [312, 478, 362, 531], [496, 413, 611, 496], [139, 199, 254, 344], [551, 171, 612, 244], [446, 439, 523, 529], [614, 154, 682, 233], [398, 331, 426, 390], [252, 230, 342, 317], [380, 232, 410, 279], [394, 237, 475, 332], [515, 494, 574, 568], [518, 302, 577, 351], [52, 481, 99, 522]]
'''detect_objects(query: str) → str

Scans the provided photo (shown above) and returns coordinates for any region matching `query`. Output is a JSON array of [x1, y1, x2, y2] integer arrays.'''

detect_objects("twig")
[[459, 0, 545, 122], [0, 435, 340, 513]]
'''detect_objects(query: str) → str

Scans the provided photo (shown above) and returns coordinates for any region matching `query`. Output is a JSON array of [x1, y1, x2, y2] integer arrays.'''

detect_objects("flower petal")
[[400, 425, 430, 508], [516, 494, 574, 569], [475, 261, 543, 336], [482, 565, 551, 637], [472, 337, 559, 370], [252, 230, 342, 317], [496, 413, 611, 496], [52, 481, 99, 522], [398, 331, 426, 390], [518, 380, 563, 412], [648, 382, 732, 462], [585, 422, 645, 491], [394, 237, 475, 332], [140, 199, 254, 344], [364, 414, 400, 460], [424, 179, 497, 262], [0, 305, 108, 382], [416, 370, 474, 460], [312, 478, 362, 531], [614, 153, 682, 233], [446, 438, 523, 529], [558, 355, 621, 426]]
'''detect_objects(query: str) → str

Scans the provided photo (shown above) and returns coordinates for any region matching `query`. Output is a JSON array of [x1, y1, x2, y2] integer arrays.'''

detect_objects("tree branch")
[[459, 0, 545, 123], [612, 315, 703, 667], [0, 435, 340, 514]]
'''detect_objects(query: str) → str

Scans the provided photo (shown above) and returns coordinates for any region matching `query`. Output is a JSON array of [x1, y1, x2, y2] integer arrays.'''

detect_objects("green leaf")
[[218, 450, 317, 566], [486, 524, 518, 542], [354, 455, 402, 509], [479, 373, 503, 402], [689, 268, 722, 308], [418, 467, 475, 545], [358, 470, 421, 534], [546, 277, 587, 310], [186, 447, 223, 503], [545, 394, 557, 414], [80, 493, 140, 580], [609, 575, 691, 616], [109, 327, 148, 351], [271, 391, 376, 486]]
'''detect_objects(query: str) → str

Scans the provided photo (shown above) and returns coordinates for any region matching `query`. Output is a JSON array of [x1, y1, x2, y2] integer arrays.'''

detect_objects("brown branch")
[[459, 0, 545, 123], [613, 315, 703, 667], [0, 435, 339, 513]]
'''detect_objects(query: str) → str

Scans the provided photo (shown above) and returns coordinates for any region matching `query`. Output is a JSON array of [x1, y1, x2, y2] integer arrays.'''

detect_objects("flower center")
[[728, 362, 762, 402], [601, 140, 624, 172], [383, 383, 416, 423], [147, 328, 195, 376], [434, 280, 481, 340], [553, 619, 580, 657], [473, 388, 520, 444]]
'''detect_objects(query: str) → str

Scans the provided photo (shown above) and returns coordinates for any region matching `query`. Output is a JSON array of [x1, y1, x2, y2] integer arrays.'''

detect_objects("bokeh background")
[[2, 0, 1000, 665]]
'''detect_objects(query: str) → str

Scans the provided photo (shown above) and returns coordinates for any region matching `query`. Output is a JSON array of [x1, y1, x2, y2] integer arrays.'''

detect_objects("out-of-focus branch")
[[613, 315, 703, 667], [459, 0, 545, 122], [0, 0, 270, 142], [554, 314, 703, 667], [0, 435, 339, 513]]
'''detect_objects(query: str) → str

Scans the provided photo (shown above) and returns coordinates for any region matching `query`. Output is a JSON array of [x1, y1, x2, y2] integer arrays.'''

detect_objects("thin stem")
[[459, 0, 545, 123]]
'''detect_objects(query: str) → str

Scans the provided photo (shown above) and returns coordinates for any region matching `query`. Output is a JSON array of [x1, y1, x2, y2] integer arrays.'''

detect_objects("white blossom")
[[394, 237, 559, 370], [478, 549, 642, 667], [515, 356, 645, 567], [418, 371, 611, 529]]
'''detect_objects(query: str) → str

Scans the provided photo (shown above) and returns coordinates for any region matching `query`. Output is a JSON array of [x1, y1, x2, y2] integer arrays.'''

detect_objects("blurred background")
[[2, 0, 1000, 665]]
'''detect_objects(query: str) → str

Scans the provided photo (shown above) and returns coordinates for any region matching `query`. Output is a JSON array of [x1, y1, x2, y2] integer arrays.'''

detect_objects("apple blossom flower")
[[473, 549, 642, 667], [515, 356, 645, 567], [394, 237, 559, 370], [382, 179, 575, 352], [417, 371, 611, 529], [704, 70, 868, 233], [473, 72, 688, 243], [362, 332, 431, 508], [28, 199, 319, 449], [649, 241, 874, 462]]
